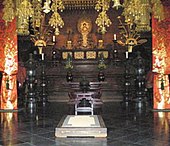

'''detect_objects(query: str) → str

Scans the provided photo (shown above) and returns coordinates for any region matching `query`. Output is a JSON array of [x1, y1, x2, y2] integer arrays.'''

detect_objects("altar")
[[58, 16, 112, 61]]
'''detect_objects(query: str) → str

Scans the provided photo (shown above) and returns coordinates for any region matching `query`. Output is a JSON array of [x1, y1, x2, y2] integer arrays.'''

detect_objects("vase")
[[98, 71, 105, 82], [66, 71, 73, 82]]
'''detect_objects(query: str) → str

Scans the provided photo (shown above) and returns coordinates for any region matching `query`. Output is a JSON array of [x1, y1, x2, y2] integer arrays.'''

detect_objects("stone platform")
[[55, 115, 107, 138]]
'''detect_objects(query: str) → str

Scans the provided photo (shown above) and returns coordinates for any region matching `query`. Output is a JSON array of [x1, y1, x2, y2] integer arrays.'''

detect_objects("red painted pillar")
[[0, 3, 18, 110], [152, 5, 170, 110]]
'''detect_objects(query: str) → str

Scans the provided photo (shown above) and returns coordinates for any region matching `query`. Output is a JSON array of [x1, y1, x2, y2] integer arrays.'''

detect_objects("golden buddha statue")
[[77, 17, 93, 49]]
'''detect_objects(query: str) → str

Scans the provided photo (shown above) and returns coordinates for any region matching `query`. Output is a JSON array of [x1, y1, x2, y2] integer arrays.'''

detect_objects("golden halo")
[[77, 17, 92, 34]]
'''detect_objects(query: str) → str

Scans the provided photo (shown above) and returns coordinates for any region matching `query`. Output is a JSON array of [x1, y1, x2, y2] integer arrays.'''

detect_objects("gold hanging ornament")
[[122, 0, 164, 32], [152, 0, 165, 22], [49, 12, 64, 35], [2, 0, 15, 25], [48, 0, 65, 36], [31, 0, 43, 28], [95, 0, 112, 34], [16, 0, 34, 35]]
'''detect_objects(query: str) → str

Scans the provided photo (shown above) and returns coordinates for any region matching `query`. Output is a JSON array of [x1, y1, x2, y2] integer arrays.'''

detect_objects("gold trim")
[[86, 51, 96, 59]]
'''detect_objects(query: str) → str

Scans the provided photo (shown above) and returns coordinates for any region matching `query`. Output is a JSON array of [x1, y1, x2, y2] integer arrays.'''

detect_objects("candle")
[[126, 51, 128, 59], [42, 53, 44, 60], [114, 34, 117, 40], [53, 35, 55, 42]]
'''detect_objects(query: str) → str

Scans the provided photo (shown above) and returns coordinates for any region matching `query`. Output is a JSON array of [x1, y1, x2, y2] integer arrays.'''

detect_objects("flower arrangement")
[[98, 53, 106, 71], [65, 53, 73, 71]]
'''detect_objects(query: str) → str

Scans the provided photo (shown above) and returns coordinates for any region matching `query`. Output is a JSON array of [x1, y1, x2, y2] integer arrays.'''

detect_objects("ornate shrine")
[[0, 0, 169, 111], [59, 17, 112, 60]]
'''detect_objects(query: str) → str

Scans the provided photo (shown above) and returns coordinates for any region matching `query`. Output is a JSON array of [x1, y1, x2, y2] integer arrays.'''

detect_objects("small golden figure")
[[77, 17, 92, 49]]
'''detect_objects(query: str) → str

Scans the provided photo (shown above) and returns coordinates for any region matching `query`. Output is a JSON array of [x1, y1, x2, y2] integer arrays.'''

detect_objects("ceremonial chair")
[[67, 81, 106, 115], [68, 90, 103, 108], [74, 92, 94, 115]]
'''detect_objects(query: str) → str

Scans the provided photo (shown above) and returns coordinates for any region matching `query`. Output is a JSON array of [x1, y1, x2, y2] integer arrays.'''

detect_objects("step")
[[48, 91, 123, 102]]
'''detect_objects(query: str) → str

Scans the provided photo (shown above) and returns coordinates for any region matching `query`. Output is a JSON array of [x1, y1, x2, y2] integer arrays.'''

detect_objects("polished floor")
[[0, 101, 170, 146]]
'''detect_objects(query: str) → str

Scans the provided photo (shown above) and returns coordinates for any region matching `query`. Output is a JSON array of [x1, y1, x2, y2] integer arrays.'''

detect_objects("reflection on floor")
[[0, 102, 170, 146]]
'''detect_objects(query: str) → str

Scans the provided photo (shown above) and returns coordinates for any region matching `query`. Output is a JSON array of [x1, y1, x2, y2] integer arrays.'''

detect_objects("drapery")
[[0, 5, 18, 110], [152, 5, 170, 110]]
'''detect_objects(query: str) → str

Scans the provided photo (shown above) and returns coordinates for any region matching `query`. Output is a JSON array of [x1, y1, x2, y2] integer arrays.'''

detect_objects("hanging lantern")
[[112, 0, 122, 10], [43, 0, 51, 13]]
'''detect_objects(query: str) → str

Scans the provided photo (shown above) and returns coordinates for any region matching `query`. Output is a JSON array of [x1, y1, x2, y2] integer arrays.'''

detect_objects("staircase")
[[40, 59, 125, 102]]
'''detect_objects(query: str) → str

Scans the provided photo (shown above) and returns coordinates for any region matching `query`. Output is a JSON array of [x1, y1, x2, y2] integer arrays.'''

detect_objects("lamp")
[[112, 0, 122, 10], [117, 16, 147, 52], [31, 14, 52, 55], [43, 0, 51, 14]]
